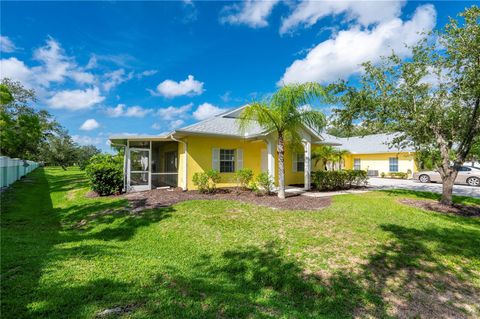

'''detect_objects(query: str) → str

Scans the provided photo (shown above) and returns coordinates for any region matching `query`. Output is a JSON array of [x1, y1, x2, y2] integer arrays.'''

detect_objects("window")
[[354, 158, 361, 170], [457, 166, 471, 172], [389, 157, 399, 172], [296, 153, 305, 172], [220, 149, 235, 173]]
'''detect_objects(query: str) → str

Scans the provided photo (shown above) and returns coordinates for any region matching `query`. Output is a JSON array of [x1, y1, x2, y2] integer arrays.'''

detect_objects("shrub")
[[192, 169, 221, 193], [311, 170, 367, 191], [386, 172, 408, 179], [234, 168, 254, 189], [380, 172, 386, 178], [85, 154, 123, 196], [255, 172, 274, 195]]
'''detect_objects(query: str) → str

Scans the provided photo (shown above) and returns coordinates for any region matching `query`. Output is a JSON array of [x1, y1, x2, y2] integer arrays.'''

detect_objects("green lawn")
[[1, 167, 479, 318]]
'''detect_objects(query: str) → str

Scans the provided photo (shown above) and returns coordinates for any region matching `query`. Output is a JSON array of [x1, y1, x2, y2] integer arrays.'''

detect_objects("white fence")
[[0, 156, 40, 188]]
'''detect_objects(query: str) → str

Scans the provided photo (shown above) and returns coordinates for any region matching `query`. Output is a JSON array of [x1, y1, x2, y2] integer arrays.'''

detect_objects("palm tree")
[[238, 83, 326, 199], [312, 146, 350, 171], [312, 145, 335, 170], [332, 149, 350, 170]]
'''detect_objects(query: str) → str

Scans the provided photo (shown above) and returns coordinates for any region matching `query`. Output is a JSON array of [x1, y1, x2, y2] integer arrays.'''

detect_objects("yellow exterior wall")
[[344, 152, 417, 174], [179, 136, 314, 189], [177, 137, 418, 190], [182, 136, 266, 190]]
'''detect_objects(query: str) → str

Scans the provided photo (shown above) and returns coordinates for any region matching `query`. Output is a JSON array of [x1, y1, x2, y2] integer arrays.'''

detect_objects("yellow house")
[[109, 106, 417, 192], [333, 134, 418, 176]]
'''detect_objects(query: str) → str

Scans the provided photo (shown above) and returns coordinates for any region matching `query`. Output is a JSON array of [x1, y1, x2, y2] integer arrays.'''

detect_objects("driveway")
[[368, 177, 480, 198]]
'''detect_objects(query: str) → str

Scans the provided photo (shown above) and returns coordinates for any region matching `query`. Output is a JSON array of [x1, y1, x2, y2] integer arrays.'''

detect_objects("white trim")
[[212, 148, 220, 171], [236, 148, 244, 171]]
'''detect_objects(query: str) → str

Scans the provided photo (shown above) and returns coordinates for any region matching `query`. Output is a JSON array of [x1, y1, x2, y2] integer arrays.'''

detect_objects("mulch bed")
[[399, 198, 480, 217], [123, 188, 331, 211]]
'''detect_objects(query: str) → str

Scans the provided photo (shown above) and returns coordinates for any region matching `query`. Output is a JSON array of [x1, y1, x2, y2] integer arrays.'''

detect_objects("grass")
[[1, 167, 479, 318]]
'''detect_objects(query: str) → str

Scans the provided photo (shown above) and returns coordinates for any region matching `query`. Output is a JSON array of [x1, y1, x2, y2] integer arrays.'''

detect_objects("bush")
[[192, 169, 221, 193], [85, 154, 123, 196], [234, 168, 254, 189], [385, 172, 408, 179], [380, 172, 386, 178], [311, 170, 368, 191], [255, 172, 274, 195]]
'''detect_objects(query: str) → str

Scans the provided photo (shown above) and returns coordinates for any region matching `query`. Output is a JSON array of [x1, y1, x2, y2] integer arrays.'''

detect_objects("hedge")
[[311, 170, 368, 191]]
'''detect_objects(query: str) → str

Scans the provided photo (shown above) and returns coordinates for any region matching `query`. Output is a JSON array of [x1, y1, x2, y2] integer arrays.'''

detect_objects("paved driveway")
[[368, 177, 480, 198]]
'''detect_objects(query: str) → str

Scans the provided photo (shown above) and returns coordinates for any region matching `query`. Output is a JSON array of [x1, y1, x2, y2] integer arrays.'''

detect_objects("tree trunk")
[[440, 172, 456, 205], [277, 133, 286, 199]]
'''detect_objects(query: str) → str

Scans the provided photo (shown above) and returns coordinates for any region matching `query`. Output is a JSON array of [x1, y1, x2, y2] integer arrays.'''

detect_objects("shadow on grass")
[[2, 168, 479, 318], [380, 188, 480, 206], [1, 168, 174, 318]]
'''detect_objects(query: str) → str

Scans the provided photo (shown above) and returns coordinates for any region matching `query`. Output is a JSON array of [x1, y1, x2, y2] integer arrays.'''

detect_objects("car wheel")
[[466, 177, 480, 187], [419, 174, 430, 183]]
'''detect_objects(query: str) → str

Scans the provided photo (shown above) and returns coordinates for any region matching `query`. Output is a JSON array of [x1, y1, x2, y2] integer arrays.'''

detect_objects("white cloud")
[[169, 119, 185, 129], [220, 0, 280, 28], [72, 135, 102, 146], [280, 0, 405, 34], [80, 119, 100, 131], [106, 104, 151, 118], [137, 69, 158, 79], [151, 123, 162, 130], [102, 69, 134, 91], [193, 102, 225, 120], [0, 57, 33, 85], [0, 37, 95, 91], [47, 87, 105, 110], [0, 36, 17, 53], [279, 4, 436, 85], [152, 75, 204, 98], [157, 103, 193, 120]]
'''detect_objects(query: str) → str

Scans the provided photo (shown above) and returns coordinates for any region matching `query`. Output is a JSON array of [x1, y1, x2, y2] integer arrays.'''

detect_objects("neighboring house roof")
[[335, 133, 415, 154]]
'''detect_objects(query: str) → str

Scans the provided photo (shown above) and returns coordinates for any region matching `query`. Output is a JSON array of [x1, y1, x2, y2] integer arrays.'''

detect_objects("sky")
[[0, 0, 474, 151]]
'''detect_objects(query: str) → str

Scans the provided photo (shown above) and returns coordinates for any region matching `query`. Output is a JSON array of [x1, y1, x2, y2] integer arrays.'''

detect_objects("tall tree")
[[76, 145, 102, 170], [39, 129, 79, 169], [0, 78, 60, 159], [239, 83, 326, 198], [329, 6, 480, 205]]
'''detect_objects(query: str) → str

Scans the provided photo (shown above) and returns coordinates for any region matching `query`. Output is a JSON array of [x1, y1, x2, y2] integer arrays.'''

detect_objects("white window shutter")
[[292, 152, 297, 172], [212, 148, 220, 171], [236, 148, 244, 171]]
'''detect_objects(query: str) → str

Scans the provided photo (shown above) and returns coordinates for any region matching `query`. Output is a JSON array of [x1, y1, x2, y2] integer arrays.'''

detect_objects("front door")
[[128, 148, 150, 191]]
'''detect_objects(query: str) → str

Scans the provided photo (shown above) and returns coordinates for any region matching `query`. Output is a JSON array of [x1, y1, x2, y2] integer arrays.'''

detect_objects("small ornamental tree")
[[329, 6, 480, 205]]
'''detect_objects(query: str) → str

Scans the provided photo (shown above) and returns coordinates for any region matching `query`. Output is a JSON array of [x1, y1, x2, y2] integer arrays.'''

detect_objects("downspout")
[[170, 134, 188, 191]]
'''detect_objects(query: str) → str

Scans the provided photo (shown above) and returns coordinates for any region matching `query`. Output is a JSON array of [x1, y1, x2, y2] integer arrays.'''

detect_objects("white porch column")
[[267, 138, 275, 182], [303, 140, 311, 190]]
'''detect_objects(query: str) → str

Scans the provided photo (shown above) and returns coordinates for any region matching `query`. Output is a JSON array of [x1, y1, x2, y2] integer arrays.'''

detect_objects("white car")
[[414, 166, 480, 186]]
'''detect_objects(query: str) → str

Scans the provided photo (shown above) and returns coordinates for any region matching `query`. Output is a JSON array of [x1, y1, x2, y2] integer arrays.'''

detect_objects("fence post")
[[0, 156, 7, 188]]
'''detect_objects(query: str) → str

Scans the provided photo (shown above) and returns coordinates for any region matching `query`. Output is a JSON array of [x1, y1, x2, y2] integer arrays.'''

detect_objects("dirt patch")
[[398, 198, 480, 217], [123, 188, 331, 211]]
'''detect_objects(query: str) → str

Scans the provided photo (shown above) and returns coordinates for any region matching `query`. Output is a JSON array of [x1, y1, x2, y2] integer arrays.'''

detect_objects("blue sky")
[[0, 1, 473, 151]]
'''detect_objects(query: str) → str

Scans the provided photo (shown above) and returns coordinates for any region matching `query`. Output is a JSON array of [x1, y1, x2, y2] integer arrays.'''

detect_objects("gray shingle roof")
[[177, 114, 266, 137], [335, 133, 415, 154]]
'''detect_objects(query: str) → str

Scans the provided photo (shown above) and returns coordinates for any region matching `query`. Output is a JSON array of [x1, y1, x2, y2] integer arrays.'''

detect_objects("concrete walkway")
[[367, 177, 480, 198], [284, 178, 480, 199]]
